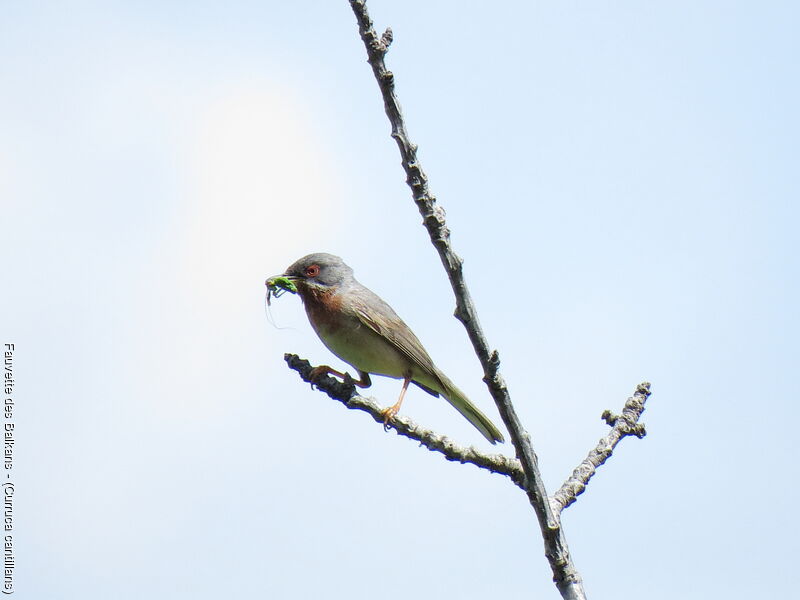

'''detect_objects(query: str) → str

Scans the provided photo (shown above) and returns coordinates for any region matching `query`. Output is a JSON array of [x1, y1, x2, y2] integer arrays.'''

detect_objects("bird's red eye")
[[305, 264, 320, 278]]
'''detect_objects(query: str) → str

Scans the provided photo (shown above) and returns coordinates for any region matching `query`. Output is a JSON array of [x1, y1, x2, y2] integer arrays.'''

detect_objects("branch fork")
[[285, 353, 651, 515]]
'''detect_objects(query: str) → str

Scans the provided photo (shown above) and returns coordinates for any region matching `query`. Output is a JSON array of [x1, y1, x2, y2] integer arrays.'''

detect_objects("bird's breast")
[[300, 286, 409, 378]]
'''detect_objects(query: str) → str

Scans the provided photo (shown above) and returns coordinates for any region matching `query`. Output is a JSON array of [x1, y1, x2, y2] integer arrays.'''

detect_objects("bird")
[[268, 252, 505, 444]]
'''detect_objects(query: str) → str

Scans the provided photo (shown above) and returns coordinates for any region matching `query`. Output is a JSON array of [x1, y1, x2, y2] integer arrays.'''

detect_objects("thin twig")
[[551, 383, 651, 513], [285, 354, 525, 485], [347, 2, 586, 598]]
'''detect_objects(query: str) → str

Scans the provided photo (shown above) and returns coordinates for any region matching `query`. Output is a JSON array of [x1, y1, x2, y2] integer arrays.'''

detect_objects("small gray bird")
[[268, 253, 505, 444]]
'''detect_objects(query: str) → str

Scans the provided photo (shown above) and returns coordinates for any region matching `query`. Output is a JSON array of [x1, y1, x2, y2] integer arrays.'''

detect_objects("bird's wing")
[[349, 284, 506, 444], [349, 287, 447, 390]]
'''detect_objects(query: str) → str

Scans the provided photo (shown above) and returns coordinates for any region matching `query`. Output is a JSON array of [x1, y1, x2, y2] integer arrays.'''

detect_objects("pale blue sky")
[[1, 1, 798, 598]]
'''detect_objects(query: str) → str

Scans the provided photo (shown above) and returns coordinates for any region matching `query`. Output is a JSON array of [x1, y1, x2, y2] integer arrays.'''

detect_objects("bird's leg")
[[353, 371, 372, 389], [308, 365, 371, 388], [381, 374, 411, 431]]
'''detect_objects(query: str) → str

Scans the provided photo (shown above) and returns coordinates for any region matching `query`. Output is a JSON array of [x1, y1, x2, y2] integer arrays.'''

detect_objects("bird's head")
[[282, 252, 354, 292]]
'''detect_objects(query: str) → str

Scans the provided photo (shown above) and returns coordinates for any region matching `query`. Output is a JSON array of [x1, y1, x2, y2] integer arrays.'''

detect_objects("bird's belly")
[[316, 321, 408, 379]]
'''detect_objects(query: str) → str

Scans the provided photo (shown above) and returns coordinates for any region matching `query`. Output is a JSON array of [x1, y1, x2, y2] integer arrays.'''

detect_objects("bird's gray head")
[[284, 253, 355, 289]]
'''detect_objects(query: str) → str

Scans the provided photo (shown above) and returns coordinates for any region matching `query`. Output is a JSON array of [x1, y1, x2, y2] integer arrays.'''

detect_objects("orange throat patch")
[[300, 285, 345, 334]]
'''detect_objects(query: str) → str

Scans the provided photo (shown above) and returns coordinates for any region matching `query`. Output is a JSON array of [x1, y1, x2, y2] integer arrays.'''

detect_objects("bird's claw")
[[308, 365, 327, 380], [381, 406, 398, 431], [308, 365, 358, 392], [308, 365, 330, 389]]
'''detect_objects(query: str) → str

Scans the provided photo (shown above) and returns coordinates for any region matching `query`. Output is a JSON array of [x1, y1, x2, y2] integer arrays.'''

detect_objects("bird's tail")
[[436, 371, 505, 444]]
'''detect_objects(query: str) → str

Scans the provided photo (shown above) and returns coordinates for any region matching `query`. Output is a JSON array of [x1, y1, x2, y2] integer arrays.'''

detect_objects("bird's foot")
[[308, 366, 371, 391], [381, 376, 410, 431], [308, 365, 348, 388], [380, 404, 400, 431]]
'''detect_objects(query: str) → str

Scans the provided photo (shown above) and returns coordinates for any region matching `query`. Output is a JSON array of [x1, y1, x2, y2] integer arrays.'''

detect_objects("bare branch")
[[348, 2, 586, 598], [551, 383, 652, 513], [285, 354, 525, 485]]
